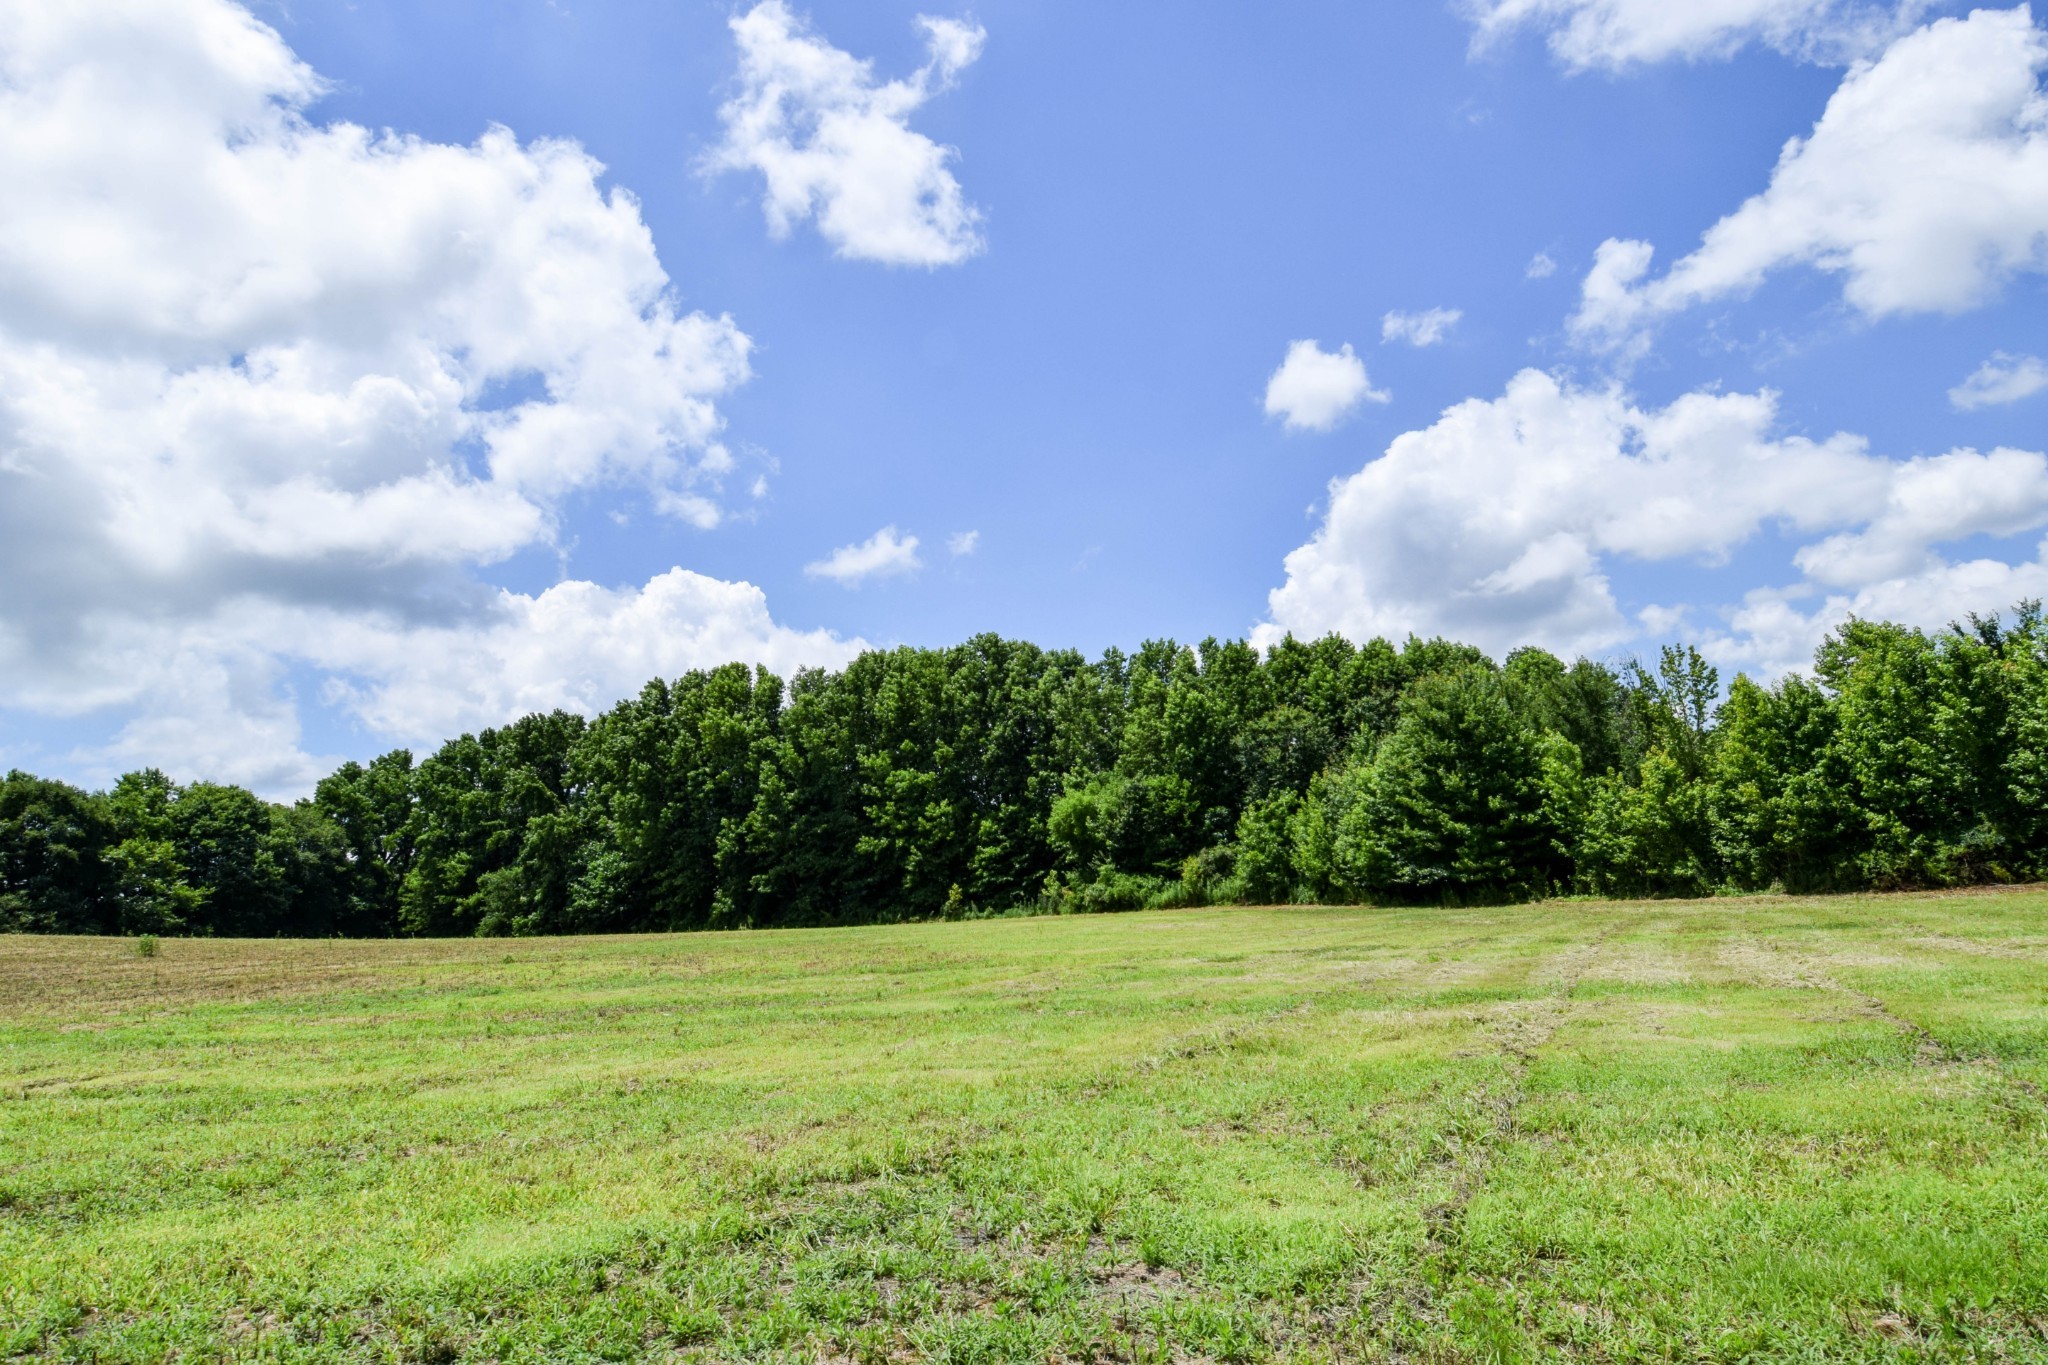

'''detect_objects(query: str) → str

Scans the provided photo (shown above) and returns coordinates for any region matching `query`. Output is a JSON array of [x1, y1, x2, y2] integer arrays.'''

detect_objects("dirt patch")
[[1091, 1256, 1187, 1305]]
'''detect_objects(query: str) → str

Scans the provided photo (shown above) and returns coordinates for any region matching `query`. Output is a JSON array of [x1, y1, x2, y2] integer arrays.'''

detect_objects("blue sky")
[[2, 0, 2045, 792]]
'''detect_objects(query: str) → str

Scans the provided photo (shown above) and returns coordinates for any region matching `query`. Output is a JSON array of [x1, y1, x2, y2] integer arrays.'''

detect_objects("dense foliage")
[[8, 606, 2048, 936]]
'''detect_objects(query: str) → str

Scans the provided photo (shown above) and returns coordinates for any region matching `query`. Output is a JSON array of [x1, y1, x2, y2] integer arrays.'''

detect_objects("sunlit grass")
[[3, 892, 2046, 1361]]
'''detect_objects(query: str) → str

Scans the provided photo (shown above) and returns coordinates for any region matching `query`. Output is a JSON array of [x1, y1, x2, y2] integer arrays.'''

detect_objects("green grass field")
[[4, 894, 2047, 1363]]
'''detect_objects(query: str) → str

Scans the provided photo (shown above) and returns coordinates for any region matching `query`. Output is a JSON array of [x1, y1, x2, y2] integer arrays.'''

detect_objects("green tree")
[[1233, 790, 1300, 904], [1578, 751, 1715, 897], [571, 665, 784, 931], [1505, 648, 1631, 776], [1708, 673, 1857, 892], [0, 772, 115, 933], [312, 750, 416, 936], [104, 770, 203, 935], [1335, 668, 1566, 902], [1817, 619, 2013, 885], [401, 711, 587, 936], [2002, 603, 2048, 875], [172, 782, 293, 936]]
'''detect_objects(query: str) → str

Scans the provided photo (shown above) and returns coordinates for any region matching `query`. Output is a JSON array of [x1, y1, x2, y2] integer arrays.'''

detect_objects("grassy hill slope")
[[4, 893, 2047, 1361]]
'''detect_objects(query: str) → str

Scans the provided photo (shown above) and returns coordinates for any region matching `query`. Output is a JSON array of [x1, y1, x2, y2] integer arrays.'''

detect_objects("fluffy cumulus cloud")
[[0, 0, 858, 793], [1709, 553, 2048, 680], [1464, 0, 1926, 70], [1263, 340, 1387, 432], [1255, 369, 2048, 675], [707, 1, 986, 267], [1951, 351, 2048, 408], [1791, 446, 2048, 586], [1381, 307, 1463, 347], [303, 572, 854, 746], [805, 526, 924, 585], [1572, 8, 2048, 348]]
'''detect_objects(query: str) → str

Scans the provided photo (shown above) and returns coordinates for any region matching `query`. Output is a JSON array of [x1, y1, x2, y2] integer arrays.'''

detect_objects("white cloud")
[[1790, 446, 2048, 586], [805, 526, 923, 585], [707, 0, 986, 267], [38, 573, 863, 794], [1255, 369, 2048, 667], [1951, 351, 2048, 408], [1637, 603, 1689, 636], [1526, 252, 1558, 279], [1707, 549, 2048, 680], [1573, 8, 2048, 348], [1381, 307, 1463, 347], [307, 571, 858, 748], [0, 0, 856, 794], [1464, 0, 1927, 70], [1263, 340, 1387, 432], [87, 637, 330, 796], [947, 529, 980, 556]]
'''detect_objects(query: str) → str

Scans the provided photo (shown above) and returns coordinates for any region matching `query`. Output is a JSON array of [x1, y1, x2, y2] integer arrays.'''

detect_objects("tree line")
[[6, 604, 2047, 937]]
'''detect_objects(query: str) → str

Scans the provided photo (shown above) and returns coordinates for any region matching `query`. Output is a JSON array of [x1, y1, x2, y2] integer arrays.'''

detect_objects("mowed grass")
[[3, 894, 2047, 1363]]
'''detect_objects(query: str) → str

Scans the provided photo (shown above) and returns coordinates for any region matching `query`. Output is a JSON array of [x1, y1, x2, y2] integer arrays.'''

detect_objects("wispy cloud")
[[1951, 352, 2048, 410], [805, 526, 924, 585], [1462, 0, 1926, 71], [1381, 307, 1463, 347]]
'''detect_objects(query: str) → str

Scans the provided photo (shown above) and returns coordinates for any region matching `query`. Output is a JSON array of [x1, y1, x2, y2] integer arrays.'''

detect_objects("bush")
[[135, 934, 158, 958], [1178, 845, 1236, 906], [1069, 869, 1176, 914]]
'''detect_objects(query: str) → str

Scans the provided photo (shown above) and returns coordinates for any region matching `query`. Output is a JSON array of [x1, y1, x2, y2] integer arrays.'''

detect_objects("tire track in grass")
[[1124, 999, 1318, 1080], [1063, 943, 1561, 1358], [1724, 935, 2048, 1355], [1079, 955, 1446, 1102], [720, 992, 1350, 1360], [1304, 918, 1626, 1356], [711, 950, 1426, 1359], [1417, 928, 1614, 1250], [1746, 935, 2048, 1107], [1101, 929, 1531, 1097], [1130, 920, 1579, 1101], [1903, 933, 2048, 966], [991, 934, 1576, 1358]]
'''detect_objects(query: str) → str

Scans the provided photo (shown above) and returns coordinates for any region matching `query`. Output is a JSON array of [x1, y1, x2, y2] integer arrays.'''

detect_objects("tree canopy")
[[8, 607, 2048, 937]]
